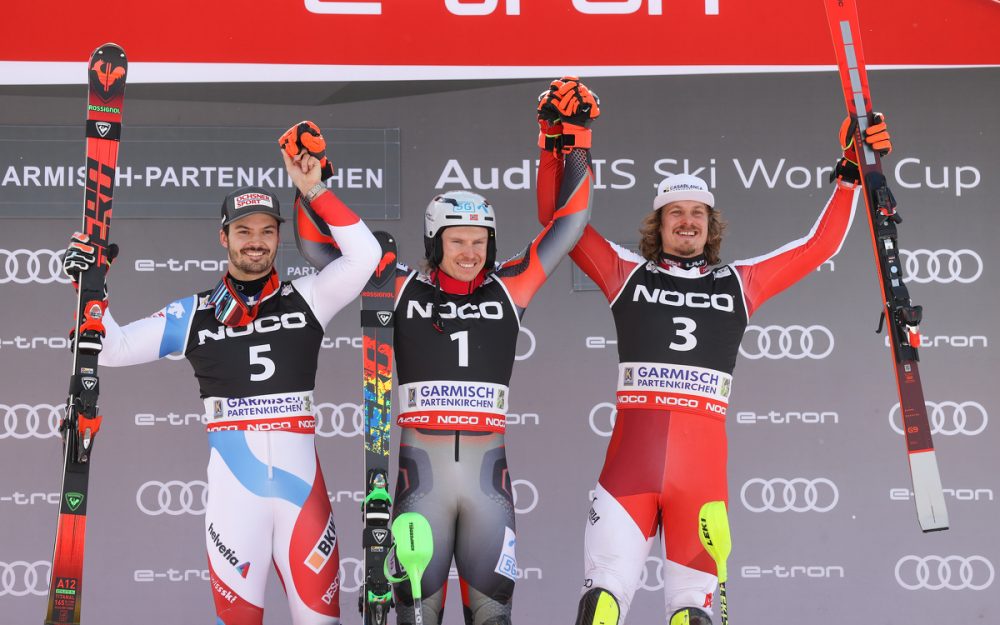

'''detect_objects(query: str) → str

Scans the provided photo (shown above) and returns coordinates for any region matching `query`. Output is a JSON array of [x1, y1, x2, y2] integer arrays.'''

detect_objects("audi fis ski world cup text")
[[432, 156, 982, 195]]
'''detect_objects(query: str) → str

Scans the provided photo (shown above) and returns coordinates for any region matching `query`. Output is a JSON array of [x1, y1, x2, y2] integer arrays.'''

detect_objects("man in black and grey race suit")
[[61, 124, 380, 625], [294, 78, 598, 624]]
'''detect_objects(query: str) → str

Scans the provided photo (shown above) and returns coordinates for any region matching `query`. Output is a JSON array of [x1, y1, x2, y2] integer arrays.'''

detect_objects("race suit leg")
[[452, 432, 516, 625], [206, 430, 341, 625], [393, 428, 515, 625], [269, 434, 341, 625], [658, 410, 727, 617], [582, 409, 725, 621], [393, 427, 458, 625]]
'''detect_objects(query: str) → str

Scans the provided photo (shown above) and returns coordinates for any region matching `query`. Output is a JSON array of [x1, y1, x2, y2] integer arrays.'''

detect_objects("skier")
[[294, 78, 599, 625], [537, 115, 892, 625], [60, 124, 381, 625]]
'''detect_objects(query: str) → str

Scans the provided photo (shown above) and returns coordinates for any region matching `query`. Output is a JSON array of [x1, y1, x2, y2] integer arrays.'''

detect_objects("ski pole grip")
[[390, 512, 434, 600]]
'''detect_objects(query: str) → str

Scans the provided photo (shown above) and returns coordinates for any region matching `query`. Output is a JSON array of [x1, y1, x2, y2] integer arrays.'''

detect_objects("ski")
[[823, 0, 948, 532], [45, 43, 128, 624], [359, 231, 397, 625]]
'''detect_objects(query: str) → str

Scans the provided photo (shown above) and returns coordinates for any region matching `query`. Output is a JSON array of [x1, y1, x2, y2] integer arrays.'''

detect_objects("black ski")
[[359, 232, 397, 624], [45, 43, 128, 624], [823, 0, 948, 532]]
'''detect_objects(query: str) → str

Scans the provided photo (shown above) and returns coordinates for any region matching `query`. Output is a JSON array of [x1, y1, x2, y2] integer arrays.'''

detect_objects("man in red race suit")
[[538, 115, 892, 625]]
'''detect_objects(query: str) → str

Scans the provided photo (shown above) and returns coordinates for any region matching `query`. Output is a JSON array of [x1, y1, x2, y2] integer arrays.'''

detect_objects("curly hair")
[[638, 205, 727, 265]]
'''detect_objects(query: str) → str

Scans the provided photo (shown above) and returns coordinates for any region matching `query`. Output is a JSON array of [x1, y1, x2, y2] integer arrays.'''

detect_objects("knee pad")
[[669, 607, 713, 625], [575, 587, 621, 625]]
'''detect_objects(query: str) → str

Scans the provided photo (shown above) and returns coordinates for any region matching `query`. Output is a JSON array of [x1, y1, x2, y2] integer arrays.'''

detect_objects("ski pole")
[[386, 512, 434, 625], [698, 501, 731, 625]]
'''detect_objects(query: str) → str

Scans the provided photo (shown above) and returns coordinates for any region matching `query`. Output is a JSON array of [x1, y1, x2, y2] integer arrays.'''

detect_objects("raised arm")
[[735, 114, 893, 316], [534, 82, 637, 304], [279, 123, 381, 325], [497, 78, 598, 312]]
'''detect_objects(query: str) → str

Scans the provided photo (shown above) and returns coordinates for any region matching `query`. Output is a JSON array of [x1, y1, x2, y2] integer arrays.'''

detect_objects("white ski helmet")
[[423, 190, 497, 267]]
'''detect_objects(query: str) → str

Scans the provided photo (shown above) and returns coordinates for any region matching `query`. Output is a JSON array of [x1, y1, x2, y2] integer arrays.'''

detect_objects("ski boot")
[[574, 587, 620, 625], [669, 607, 713, 625]]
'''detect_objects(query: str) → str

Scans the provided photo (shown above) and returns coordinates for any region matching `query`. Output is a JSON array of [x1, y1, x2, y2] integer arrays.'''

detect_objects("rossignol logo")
[[86, 104, 121, 114], [377, 311, 392, 326], [95, 122, 112, 137], [197, 312, 308, 344], [406, 300, 504, 320], [304, 513, 338, 573], [64, 492, 84, 512]]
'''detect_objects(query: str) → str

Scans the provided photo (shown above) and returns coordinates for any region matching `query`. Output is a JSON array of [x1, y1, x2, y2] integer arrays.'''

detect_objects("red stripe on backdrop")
[[3, 0, 999, 67]]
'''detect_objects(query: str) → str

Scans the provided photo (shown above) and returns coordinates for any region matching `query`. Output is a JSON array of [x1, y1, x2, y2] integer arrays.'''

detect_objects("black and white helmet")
[[423, 191, 497, 268]]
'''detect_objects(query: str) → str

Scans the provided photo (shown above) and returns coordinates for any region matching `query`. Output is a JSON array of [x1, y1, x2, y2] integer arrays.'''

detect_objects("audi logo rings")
[[740, 477, 839, 513], [0, 249, 70, 285], [136, 480, 209, 516], [515, 326, 536, 361], [0, 560, 50, 597], [900, 249, 983, 284], [314, 402, 364, 438], [740, 325, 834, 360], [889, 401, 988, 436], [588, 402, 617, 438], [338, 557, 364, 593], [638, 556, 665, 592], [895, 555, 994, 591], [1, 403, 63, 440], [511, 478, 539, 515]]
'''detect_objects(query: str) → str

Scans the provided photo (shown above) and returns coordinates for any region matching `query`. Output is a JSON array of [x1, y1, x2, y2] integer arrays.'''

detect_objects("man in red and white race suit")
[[538, 117, 892, 624], [62, 128, 381, 624]]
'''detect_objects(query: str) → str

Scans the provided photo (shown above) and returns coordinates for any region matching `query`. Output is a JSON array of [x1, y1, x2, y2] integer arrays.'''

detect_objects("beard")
[[228, 246, 275, 277]]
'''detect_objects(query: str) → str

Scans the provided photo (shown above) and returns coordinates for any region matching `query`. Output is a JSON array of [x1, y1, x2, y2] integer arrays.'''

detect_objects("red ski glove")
[[832, 112, 892, 184]]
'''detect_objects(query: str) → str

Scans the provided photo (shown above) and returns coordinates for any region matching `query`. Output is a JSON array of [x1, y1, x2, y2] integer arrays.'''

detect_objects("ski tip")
[[918, 507, 950, 533]]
